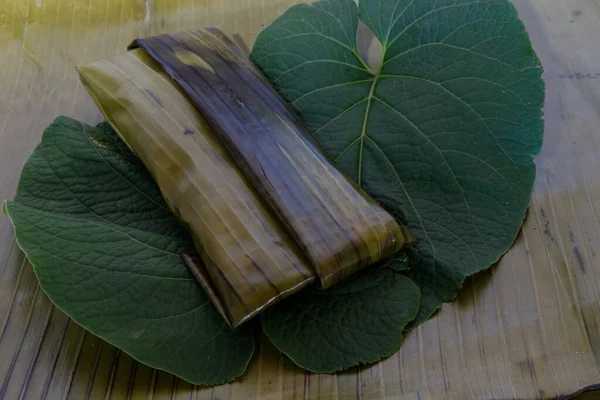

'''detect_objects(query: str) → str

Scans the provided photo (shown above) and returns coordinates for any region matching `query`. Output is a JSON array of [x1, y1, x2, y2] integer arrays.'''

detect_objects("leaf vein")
[[385, 1, 492, 51], [291, 79, 372, 104], [363, 135, 436, 261], [372, 97, 491, 253], [272, 59, 369, 82]]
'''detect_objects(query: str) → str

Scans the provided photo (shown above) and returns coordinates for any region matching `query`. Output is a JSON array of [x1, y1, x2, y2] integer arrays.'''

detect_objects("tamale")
[[78, 49, 316, 327], [132, 29, 417, 288]]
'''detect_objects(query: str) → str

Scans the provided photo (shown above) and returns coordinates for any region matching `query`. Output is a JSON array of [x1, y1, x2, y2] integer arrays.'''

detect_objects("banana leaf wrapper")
[[132, 29, 418, 288], [78, 48, 316, 327]]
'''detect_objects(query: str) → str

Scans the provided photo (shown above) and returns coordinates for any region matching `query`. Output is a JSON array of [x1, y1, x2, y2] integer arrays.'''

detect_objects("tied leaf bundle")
[[133, 28, 417, 288], [78, 49, 316, 327], [79, 28, 416, 326]]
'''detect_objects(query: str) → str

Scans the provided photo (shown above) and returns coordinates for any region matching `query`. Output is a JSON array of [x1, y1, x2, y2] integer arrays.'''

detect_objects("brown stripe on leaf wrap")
[[132, 28, 417, 288]]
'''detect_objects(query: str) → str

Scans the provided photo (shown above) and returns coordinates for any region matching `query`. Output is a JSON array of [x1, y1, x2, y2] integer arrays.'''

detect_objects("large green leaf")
[[261, 266, 420, 373], [251, 0, 544, 324], [3, 117, 254, 386]]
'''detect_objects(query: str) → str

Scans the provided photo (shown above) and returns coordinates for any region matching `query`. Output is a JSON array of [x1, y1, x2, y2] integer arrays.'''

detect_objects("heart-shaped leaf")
[[3, 117, 254, 386], [252, 0, 544, 325]]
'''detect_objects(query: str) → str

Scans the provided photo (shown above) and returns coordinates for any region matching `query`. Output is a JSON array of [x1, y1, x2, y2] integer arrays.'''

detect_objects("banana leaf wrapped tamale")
[[78, 49, 316, 327], [132, 29, 417, 288]]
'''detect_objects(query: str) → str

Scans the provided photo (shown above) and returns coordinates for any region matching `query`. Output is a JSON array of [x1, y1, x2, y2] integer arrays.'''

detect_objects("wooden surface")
[[1, 0, 599, 398]]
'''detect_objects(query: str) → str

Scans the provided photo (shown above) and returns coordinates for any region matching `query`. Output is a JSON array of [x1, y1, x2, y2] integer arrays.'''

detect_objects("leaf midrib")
[[9, 202, 186, 258], [346, 34, 462, 268], [356, 70, 378, 186], [347, 24, 515, 264]]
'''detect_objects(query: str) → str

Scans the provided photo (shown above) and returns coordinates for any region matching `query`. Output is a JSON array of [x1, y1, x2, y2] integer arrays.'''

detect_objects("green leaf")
[[261, 268, 420, 373], [252, 0, 543, 324], [4, 116, 254, 386]]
